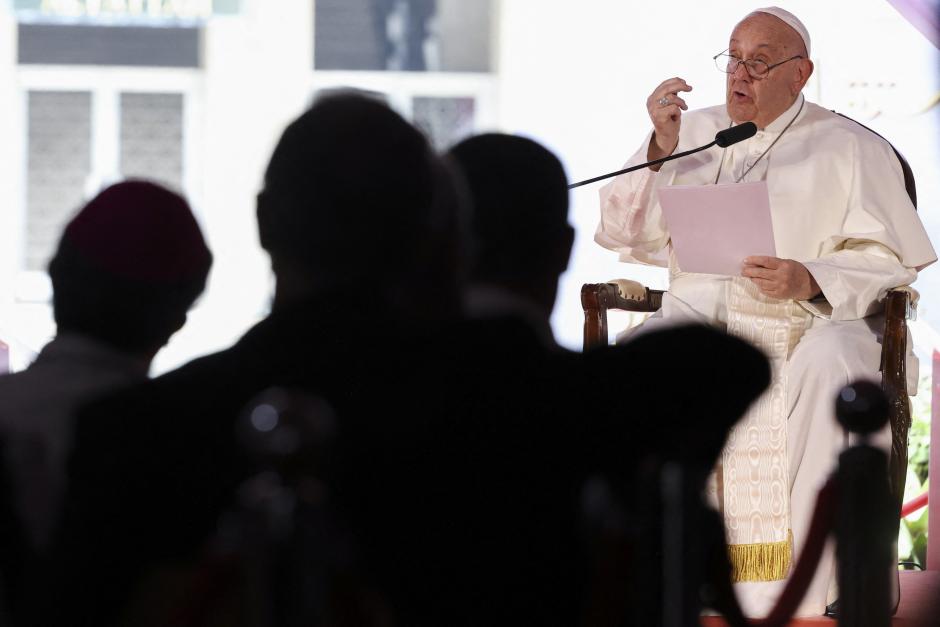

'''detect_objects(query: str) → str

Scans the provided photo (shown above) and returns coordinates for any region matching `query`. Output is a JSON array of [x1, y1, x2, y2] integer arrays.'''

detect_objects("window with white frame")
[[312, 0, 497, 152], [23, 87, 189, 276]]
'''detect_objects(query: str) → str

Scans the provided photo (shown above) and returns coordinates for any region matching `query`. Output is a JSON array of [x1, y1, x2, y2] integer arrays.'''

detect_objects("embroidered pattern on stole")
[[722, 277, 810, 582]]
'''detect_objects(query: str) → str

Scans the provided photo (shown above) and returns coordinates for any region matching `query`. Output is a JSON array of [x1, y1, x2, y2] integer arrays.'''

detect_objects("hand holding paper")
[[742, 256, 821, 300]]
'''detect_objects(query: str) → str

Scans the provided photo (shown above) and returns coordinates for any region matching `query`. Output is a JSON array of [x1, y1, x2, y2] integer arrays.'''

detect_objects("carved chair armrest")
[[881, 288, 913, 388], [881, 287, 916, 516], [581, 281, 665, 350]]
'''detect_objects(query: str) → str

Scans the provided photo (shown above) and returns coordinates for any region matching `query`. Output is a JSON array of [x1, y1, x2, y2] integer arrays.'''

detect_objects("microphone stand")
[[568, 140, 717, 190]]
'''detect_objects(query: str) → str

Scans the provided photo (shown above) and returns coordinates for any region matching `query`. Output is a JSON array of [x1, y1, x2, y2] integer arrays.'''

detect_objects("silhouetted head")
[[447, 133, 573, 318], [258, 92, 465, 315], [48, 180, 212, 359]]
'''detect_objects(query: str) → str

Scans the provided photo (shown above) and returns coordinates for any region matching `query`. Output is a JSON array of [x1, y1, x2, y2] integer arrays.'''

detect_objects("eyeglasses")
[[713, 50, 803, 79]]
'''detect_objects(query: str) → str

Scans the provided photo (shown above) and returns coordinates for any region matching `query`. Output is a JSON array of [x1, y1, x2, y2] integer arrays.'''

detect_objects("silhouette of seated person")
[[416, 133, 603, 623], [0, 181, 211, 623], [48, 92, 468, 626], [447, 133, 574, 348], [446, 132, 771, 625], [53, 99, 772, 627]]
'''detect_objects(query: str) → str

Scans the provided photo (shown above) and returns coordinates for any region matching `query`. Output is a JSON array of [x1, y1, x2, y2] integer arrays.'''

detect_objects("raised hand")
[[645, 77, 693, 169]]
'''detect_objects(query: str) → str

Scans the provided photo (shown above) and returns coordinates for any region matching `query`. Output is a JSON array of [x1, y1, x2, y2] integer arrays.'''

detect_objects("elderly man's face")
[[725, 13, 811, 128]]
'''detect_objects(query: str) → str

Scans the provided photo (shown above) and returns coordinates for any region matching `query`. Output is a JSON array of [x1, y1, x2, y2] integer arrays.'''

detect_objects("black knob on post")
[[834, 380, 894, 627], [835, 380, 889, 436]]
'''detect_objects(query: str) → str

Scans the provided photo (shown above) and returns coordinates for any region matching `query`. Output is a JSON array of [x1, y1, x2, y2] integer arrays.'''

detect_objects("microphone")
[[568, 122, 758, 189], [715, 121, 757, 147]]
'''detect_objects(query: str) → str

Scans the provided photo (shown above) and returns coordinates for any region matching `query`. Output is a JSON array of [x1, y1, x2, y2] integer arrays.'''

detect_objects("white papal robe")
[[595, 95, 936, 617]]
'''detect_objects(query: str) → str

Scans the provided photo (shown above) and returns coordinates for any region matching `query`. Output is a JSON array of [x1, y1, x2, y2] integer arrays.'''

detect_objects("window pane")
[[412, 96, 475, 150], [26, 90, 92, 271], [120, 92, 184, 192]]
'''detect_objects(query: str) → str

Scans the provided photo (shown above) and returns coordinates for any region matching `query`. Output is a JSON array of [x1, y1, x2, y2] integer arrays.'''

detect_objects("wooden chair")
[[581, 116, 919, 520]]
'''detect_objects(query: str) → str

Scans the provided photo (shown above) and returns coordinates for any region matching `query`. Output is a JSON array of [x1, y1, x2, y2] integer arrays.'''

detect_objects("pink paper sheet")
[[657, 181, 776, 276]]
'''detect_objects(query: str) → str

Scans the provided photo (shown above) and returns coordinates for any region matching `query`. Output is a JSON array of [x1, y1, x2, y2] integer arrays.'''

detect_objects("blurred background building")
[[0, 0, 936, 377]]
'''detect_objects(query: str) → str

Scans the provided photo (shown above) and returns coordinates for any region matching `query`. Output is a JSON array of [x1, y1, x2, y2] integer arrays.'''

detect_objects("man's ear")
[[793, 58, 814, 95]]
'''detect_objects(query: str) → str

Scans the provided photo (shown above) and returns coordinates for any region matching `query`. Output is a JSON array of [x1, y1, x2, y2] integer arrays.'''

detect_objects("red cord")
[[749, 477, 838, 627]]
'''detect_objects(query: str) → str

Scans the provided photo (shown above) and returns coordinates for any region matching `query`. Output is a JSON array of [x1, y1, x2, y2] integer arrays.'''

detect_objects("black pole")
[[568, 141, 717, 190], [834, 381, 894, 627]]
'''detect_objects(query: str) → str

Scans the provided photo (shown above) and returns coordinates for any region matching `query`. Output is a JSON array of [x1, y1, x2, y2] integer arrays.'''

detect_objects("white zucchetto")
[[754, 6, 812, 57]]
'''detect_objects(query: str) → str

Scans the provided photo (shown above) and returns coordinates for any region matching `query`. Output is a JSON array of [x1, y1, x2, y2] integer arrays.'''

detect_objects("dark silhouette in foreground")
[[51, 98, 773, 626], [0, 181, 211, 624], [49, 93, 464, 626], [448, 132, 574, 334]]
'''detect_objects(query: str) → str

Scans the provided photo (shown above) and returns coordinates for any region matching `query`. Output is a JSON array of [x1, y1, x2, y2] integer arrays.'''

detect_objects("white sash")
[[720, 277, 810, 581]]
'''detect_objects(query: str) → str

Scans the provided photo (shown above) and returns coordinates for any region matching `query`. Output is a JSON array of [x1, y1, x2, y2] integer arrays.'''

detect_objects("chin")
[[726, 102, 756, 124]]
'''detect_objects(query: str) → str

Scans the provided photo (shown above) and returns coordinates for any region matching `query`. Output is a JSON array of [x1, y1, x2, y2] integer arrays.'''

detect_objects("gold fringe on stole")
[[727, 530, 793, 582]]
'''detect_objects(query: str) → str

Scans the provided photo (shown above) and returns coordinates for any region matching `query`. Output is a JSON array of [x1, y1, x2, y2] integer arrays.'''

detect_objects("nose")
[[732, 60, 751, 81]]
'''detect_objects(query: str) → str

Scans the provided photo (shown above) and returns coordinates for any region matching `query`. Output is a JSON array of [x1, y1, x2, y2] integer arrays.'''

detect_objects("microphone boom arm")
[[568, 140, 717, 190]]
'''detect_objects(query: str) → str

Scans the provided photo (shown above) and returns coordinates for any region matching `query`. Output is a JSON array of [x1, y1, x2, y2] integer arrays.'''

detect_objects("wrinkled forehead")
[[729, 13, 803, 54]]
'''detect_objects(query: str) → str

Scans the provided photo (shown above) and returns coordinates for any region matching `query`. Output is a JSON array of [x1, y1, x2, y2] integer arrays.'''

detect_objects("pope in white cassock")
[[595, 5, 936, 619]]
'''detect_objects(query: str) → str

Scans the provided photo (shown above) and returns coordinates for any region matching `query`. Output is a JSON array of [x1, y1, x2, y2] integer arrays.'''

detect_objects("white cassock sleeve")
[[801, 129, 934, 321], [799, 244, 915, 320], [594, 132, 671, 268]]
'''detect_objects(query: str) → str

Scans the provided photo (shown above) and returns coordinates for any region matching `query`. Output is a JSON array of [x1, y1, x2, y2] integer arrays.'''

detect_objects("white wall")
[[0, 6, 17, 304], [0, 4, 37, 371], [151, 0, 316, 373]]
